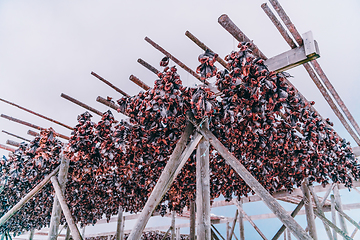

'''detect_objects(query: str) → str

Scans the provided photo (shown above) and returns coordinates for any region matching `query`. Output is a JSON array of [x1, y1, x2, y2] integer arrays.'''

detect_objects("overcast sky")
[[1, 0, 360, 239]]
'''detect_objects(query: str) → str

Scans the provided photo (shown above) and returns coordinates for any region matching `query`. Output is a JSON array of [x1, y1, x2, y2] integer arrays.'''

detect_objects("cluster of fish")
[[0, 41, 359, 234], [0, 129, 63, 235]]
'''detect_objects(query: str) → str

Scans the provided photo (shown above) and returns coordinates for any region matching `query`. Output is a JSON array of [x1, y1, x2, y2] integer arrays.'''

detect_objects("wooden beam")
[[91, 72, 130, 97], [211, 224, 225, 240], [171, 211, 175, 240], [238, 201, 245, 240], [301, 181, 318, 240], [6, 139, 19, 147], [160, 227, 172, 240], [51, 176, 83, 240], [333, 185, 348, 238], [307, 184, 333, 240], [334, 205, 360, 234], [129, 75, 150, 91], [330, 195, 338, 240], [137, 58, 160, 75], [115, 207, 124, 240], [47, 155, 70, 240], [96, 96, 121, 113], [264, 34, 320, 72], [0, 166, 60, 226], [187, 114, 311, 240], [144, 36, 209, 85], [228, 209, 238, 240], [2, 130, 30, 142], [190, 201, 196, 240], [234, 201, 267, 240], [196, 119, 211, 240], [127, 125, 200, 240], [27, 130, 39, 137], [313, 210, 351, 240], [272, 200, 304, 240], [61, 93, 103, 117]]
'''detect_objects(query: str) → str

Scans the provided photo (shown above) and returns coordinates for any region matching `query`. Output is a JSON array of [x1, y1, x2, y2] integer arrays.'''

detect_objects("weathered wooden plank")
[[228, 209, 238, 240], [303, 31, 319, 58], [238, 200, 245, 240], [190, 201, 196, 240], [188, 117, 311, 240], [115, 207, 124, 240], [171, 211, 175, 240], [333, 184, 348, 238], [127, 125, 201, 240], [196, 119, 211, 240], [313, 210, 351, 240], [211, 224, 226, 240], [47, 155, 70, 240], [330, 195, 338, 240], [301, 181, 318, 240], [51, 176, 82, 240], [0, 166, 60, 226]]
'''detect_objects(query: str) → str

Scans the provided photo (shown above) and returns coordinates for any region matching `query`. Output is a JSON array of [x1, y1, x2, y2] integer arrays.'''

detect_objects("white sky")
[[1, 0, 360, 239]]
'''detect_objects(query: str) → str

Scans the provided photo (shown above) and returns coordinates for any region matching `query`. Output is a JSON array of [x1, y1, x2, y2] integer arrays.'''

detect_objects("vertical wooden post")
[[64, 227, 70, 240], [307, 184, 333, 240], [331, 195, 338, 240], [283, 231, 286, 240], [226, 222, 230, 240], [48, 155, 70, 240], [190, 201, 196, 240], [121, 215, 125, 240], [115, 207, 123, 240], [238, 200, 245, 240], [228, 209, 238, 240], [51, 176, 83, 240], [176, 227, 180, 240], [333, 184, 348, 238], [301, 181, 317, 240], [196, 119, 211, 240], [286, 229, 291, 240], [81, 226, 86, 239], [29, 230, 34, 240], [171, 211, 176, 240], [235, 203, 267, 240]]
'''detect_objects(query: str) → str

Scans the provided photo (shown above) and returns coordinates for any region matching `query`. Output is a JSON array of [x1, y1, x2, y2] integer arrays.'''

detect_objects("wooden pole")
[[27, 130, 39, 137], [186, 115, 312, 240], [29, 229, 34, 240], [2, 130, 30, 142], [211, 228, 220, 240], [115, 207, 124, 240], [235, 201, 267, 240], [171, 211, 176, 240], [161, 227, 173, 240], [144, 36, 209, 85], [1, 114, 70, 140], [286, 229, 291, 240], [6, 139, 20, 147], [137, 59, 160, 75], [51, 176, 83, 240], [185, 31, 229, 70], [226, 222, 230, 240], [81, 226, 86, 238], [129, 75, 150, 91], [196, 119, 211, 240], [301, 181, 317, 240], [127, 125, 201, 240], [48, 155, 70, 240], [176, 227, 180, 240], [217, 14, 267, 60], [211, 224, 225, 240], [0, 166, 60, 226], [91, 72, 130, 97], [333, 185, 348, 238], [0, 98, 73, 130], [0, 143, 15, 152], [64, 227, 70, 240], [238, 201, 245, 240], [266, 0, 360, 146], [189, 200, 196, 240], [307, 184, 333, 240], [61, 93, 103, 117], [228, 209, 238, 240], [334, 205, 360, 233], [272, 200, 304, 240], [96, 96, 121, 113], [330, 195, 338, 240], [313, 210, 351, 240]]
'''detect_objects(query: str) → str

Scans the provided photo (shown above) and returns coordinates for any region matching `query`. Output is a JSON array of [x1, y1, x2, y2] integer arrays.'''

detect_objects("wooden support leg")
[[0, 166, 60, 226], [196, 119, 211, 240], [176, 227, 180, 240], [238, 201, 245, 240], [307, 184, 333, 240], [234, 201, 267, 240], [187, 119, 312, 240], [313, 210, 351, 240], [128, 126, 202, 240], [190, 201, 196, 240], [301, 181, 317, 240], [228, 209, 238, 240], [226, 222, 230, 240], [48, 155, 70, 240], [28, 230, 34, 240], [330, 195, 338, 240], [115, 207, 123, 240], [211, 224, 225, 240], [272, 200, 304, 240], [334, 205, 360, 232], [286, 229, 291, 240], [64, 227, 70, 240], [171, 211, 176, 240], [81, 226, 86, 239], [333, 184, 348, 238], [51, 176, 83, 240], [211, 228, 220, 240]]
